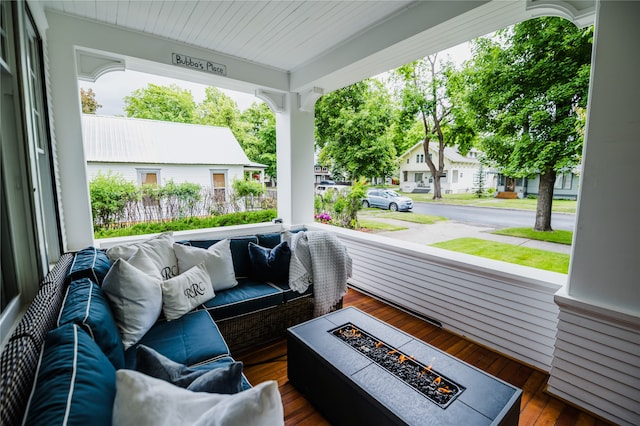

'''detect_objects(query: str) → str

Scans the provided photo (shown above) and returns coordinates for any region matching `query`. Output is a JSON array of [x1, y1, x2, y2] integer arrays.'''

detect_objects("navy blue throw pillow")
[[248, 241, 291, 284]]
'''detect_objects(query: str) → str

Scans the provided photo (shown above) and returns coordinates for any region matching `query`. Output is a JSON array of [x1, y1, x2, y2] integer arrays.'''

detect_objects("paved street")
[[359, 205, 573, 254], [411, 202, 576, 231]]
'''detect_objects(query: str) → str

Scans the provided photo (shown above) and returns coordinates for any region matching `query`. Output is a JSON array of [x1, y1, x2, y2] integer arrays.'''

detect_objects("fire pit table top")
[[287, 307, 522, 426]]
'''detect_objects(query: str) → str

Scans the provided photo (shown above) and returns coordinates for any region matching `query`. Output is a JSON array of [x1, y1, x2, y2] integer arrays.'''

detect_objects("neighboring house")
[[398, 143, 496, 194], [496, 170, 580, 200], [314, 164, 332, 184], [82, 115, 266, 199]]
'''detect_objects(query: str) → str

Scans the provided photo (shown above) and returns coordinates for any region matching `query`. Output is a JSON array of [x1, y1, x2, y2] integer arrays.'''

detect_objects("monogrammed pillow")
[[161, 263, 214, 321], [173, 240, 237, 291]]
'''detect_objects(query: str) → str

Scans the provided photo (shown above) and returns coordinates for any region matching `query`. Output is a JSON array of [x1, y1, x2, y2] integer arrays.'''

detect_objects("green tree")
[[241, 102, 277, 180], [315, 79, 396, 181], [124, 83, 196, 123], [196, 87, 246, 135], [459, 17, 592, 230], [394, 55, 475, 199], [80, 88, 101, 114]]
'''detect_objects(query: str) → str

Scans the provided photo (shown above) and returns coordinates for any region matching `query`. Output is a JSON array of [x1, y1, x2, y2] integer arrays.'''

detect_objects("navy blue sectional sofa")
[[0, 230, 336, 425]]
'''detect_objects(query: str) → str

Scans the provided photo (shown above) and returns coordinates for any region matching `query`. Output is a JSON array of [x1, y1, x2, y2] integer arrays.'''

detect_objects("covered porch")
[[3, 1, 639, 425]]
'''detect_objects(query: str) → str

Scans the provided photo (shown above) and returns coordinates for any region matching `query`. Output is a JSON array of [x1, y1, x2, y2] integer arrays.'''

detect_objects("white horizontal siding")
[[548, 289, 640, 426], [86, 163, 245, 189], [311, 224, 564, 372]]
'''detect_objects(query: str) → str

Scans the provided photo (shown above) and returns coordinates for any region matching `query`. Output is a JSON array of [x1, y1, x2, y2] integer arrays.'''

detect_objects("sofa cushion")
[[161, 263, 214, 321], [248, 241, 291, 284], [112, 371, 284, 426], [23, 324, 116, 426], [173, 240, 237, 291], [135, 345, 243, 394], [58, 278, 125, 369], [202, 279, 283, 321], [271, 281, 314, 302], [124, 310, 229, 369], [102, 258, 163, 350], [187, 236, 259, 278], [67, 246, 111, 285]]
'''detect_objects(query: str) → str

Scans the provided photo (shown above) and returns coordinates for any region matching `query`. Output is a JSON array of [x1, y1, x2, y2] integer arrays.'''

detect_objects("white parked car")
[[316, 185, 351, 197]]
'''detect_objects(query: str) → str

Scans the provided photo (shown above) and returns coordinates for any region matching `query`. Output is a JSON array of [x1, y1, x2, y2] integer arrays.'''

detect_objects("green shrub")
[[232, 179, 265, 197], [94, 209, 277, 238], [89, 171, 139, 228]]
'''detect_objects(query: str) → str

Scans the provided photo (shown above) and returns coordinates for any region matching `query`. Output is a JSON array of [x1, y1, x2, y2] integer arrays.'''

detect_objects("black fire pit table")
[[287, 307, 521, 426]]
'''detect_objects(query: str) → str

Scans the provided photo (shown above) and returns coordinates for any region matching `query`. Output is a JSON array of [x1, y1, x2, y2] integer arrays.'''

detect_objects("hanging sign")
[[171, 53, 226, 76]]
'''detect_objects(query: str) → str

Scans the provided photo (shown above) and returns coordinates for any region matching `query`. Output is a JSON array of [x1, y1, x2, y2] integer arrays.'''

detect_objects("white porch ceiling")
[[38, 1, 595, 93], [39, 1, 414, 72]]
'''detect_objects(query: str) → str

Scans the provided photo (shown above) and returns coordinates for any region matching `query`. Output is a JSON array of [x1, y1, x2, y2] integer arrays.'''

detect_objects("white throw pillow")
[[102, 258, 163, 350], [106, 232, 178, 280], [113, 370, 284, 426], [161, 263, 214, 321], [173, 240, 237, 291], [128, 247, 163, 281]]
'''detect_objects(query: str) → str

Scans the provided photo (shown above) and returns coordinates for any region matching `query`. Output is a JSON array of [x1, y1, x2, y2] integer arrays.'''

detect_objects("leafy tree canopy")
[[241, 102, 277, 179], [393, 55, 476, 199], [80, 88, 101, 114], [455, 17, 592, 230], [124, 83, 196, 123], [461, 17, 592, 176], [315, 79, 396, 181]]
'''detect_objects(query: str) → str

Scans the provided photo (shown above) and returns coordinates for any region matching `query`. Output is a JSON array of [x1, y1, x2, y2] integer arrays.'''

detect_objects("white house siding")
[[86, 163, 245, 189], [399, 144, 482, 194]]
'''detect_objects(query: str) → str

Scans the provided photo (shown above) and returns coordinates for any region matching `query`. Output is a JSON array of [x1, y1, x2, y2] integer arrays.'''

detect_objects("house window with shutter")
[[137, 169, 160, 186], [211, 171, 227, 200]]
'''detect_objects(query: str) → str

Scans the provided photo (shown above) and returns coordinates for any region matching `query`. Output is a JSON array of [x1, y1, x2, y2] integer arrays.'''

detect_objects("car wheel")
[[389, 203, 398, 212], [362, 200, 370, 208]]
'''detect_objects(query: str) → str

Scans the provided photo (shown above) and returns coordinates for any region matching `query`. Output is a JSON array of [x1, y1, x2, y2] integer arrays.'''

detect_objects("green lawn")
[[360, 209, 446, 224], [430, 237, 570, 273], [492, 227, 573, 245], [400, 191, 577, 214], [357, 219, 408, 231]]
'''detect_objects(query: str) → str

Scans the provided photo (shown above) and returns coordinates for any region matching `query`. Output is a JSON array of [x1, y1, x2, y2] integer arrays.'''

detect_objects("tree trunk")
[[534, 170, 556, 231], [423, 142, 442, 200]]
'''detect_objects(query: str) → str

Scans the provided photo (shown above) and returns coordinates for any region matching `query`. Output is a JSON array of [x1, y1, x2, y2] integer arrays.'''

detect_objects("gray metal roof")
[[82, 115, 255, 166]]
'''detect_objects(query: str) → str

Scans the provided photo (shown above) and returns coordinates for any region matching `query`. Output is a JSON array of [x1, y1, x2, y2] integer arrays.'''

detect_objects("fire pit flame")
[[331, 323, 465, 408]]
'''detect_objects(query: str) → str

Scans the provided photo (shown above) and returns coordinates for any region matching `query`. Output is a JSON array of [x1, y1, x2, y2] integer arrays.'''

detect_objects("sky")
[[80, 42, 472, 117]]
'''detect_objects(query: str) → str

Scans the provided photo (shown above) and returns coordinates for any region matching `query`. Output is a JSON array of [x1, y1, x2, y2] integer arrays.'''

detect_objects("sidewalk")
[[360, 215, 572, 255]]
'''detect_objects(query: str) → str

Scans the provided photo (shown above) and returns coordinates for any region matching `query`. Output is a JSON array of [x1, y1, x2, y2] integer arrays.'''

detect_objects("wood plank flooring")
[[238, 288, 613, 426]]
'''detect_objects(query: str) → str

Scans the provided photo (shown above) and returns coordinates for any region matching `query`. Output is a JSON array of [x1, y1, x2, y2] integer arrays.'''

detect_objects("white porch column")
[[549, 2, 640, 425], [565, 0, 639, 313], [259, 91, 316, 225], [46, 28, 95, 251]]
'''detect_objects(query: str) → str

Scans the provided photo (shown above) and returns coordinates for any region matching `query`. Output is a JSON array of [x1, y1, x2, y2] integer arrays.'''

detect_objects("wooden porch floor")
[[238, 288, 612, 425]]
